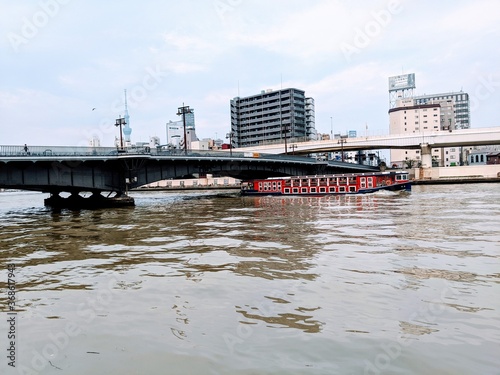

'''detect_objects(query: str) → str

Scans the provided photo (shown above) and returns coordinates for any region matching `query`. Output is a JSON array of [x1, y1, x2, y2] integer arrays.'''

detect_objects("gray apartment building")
[[414, 91, 470, 129], [230, 88, 316, 148]]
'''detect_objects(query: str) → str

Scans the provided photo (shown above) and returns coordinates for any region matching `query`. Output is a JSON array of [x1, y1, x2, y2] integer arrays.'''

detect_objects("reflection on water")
[[0, 185, 500, 374]]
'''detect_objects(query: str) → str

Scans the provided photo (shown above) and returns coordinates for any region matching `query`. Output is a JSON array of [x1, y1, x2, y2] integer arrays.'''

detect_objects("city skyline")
[[1, 0, 499, 147]]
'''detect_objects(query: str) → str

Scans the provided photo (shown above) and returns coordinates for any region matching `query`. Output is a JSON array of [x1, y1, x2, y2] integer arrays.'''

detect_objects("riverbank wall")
[[413, 164, 500, 184]]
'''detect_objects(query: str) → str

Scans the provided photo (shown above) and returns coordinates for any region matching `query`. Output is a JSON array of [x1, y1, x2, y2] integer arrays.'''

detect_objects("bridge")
[[0, 145, 376, 207], [237, 127, 500, 167], [237, 127, 500, 153]]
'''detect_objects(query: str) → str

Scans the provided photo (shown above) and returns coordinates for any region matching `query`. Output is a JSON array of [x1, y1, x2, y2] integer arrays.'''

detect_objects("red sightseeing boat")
[[241, 171, 411, 196]]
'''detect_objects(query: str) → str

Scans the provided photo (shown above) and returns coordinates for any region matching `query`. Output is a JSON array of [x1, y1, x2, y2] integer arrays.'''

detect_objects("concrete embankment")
[[413, 177, 500, 185], [413, 165, 500, 185]]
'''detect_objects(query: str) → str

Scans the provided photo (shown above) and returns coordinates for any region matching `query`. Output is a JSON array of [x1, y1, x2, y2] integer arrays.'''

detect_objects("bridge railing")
[[0, 145, 321, 163], [0, 145, 122, 157]]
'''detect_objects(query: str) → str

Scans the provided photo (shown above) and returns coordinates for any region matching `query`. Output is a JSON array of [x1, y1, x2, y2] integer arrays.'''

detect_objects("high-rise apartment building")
[[230, 88, 316, 148]]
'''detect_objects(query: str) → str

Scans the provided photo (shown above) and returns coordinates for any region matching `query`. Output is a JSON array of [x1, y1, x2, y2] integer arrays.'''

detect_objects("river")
[[0, 184, 499, 375]]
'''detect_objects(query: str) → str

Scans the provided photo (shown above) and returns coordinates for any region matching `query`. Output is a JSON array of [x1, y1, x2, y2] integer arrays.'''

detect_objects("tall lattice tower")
[[123, 89, 132, 143]]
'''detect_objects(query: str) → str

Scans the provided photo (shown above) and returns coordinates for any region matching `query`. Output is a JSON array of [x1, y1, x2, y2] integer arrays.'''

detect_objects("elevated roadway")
[[236, 127, 500, 155]]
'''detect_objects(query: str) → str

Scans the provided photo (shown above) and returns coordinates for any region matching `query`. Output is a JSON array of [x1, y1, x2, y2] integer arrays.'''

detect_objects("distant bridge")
[[238, 127, 500, 155], [0, 145, 376, 198]]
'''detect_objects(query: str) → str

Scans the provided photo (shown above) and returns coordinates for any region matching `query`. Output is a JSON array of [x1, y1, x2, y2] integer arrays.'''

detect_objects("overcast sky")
[[1, 0, 499, 147]]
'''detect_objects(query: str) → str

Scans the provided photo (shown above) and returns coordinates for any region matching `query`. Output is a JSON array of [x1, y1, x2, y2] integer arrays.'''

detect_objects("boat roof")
[[263, 171, 409, 180]]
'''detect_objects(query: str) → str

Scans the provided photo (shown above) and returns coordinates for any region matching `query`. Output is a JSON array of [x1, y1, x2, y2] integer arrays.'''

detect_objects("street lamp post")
[[330, 116, 333, 139], [226, 131, 234, 157], [115, 116, 126, 150], [177, 103, 192, 155], [283, 123, 288, 154]]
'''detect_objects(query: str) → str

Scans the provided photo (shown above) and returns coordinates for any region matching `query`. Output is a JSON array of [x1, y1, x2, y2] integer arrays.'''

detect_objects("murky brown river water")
[[1, 184, 499, 374]]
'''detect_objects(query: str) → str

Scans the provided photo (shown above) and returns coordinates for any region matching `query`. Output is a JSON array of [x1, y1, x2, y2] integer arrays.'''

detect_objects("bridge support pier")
[[44, 191, 134, 209], [420, 143, 432, 169]]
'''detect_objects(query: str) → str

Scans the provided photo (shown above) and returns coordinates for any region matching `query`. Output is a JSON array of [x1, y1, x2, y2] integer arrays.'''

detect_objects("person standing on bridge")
[[23, 144, 29, 155]]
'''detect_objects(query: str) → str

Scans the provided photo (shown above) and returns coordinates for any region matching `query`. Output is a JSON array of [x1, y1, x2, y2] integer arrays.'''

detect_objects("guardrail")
[[0, 145, 321, 164]]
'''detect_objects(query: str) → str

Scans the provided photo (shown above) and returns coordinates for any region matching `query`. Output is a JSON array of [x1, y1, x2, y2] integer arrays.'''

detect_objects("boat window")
[[339, 177, 347, 185], [292, 179, 300, 186], [284, 188, 290, 194], [339, 186, 346, 193], [367, 177, 374, 188], [284, 180, 292, 187], [292, 188, 299, 194], [329, 187, 336, 193], [349, 186, 356, 193], [319, 178, 327, 186], [301, 188, 308, 193], [319, 187, 326, 193], [310, 187, 317, 193], [329, 178, 337, 185], [301, 179, 309, 186], [348, 177, 356, 185]]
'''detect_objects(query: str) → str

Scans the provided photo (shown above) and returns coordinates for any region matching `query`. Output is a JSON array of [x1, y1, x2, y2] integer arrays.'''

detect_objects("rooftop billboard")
[[388, 73, 416, 91]]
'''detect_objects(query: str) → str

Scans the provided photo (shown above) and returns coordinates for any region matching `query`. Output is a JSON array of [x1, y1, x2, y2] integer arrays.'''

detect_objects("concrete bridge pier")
[[418, 143, 434, 180], [420, 143, 432, 168], [44, 190, 135, 209]]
